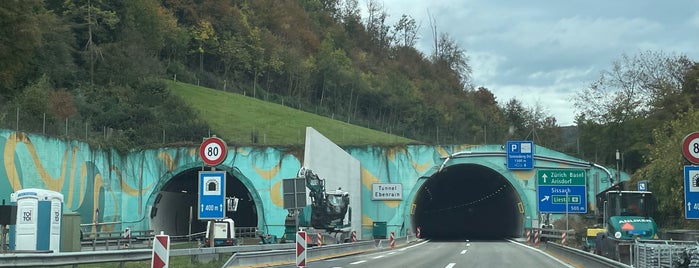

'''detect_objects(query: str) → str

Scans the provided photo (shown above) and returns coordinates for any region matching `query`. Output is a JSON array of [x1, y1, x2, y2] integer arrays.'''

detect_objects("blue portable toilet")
[[9, 188, 64, 252]]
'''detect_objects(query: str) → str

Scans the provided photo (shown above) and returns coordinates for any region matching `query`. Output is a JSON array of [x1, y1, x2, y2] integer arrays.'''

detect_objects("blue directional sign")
[[537, 169, 587, 213], [198, 170, 226, 220], [506, 140, 534, 170], [684, 166, 699, 219]]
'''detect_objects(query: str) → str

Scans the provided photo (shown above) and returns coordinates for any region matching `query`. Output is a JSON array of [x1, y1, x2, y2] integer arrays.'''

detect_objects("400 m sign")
[[200, 137, 228, 166]]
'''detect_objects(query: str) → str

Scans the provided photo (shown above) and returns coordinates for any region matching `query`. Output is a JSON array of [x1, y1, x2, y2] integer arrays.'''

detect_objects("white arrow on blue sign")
[[198, 170, 226, 220]]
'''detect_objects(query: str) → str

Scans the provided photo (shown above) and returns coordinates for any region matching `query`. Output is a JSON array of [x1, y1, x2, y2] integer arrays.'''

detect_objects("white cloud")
[[374, 0, 699, 126], [690, 11, 699, 28]]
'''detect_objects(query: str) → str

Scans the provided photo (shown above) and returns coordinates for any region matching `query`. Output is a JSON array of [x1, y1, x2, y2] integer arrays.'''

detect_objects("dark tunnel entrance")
[[149, 168, 257, 236], [412, 164, 523, 240]]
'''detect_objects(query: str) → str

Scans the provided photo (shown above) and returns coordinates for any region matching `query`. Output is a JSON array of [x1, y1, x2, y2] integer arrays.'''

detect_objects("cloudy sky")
[[369, 1, 699, 126]]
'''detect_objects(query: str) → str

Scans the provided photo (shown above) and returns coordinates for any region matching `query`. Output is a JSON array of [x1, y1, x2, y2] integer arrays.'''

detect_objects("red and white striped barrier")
[[389, 232, 395, 249], [561, 231, 567, 245], [296, 231, 307, 267], [416, 226, 421, 239], [317, 232, 323, 247], [124, 228, 131, 249], [534, 230, 540, 247], [525, 229, 531, 245], [351, 230, 357, 242], [151, 232, 170, 268]]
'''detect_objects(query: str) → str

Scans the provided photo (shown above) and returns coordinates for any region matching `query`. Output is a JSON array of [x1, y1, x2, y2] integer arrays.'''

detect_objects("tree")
[[191, 20, 217, 73], [392, 14, 419, 48], [574, 51, 693, 124], [574, 51, 694, 170], [364, 0, 391, 51], [635, 108, 699, 228], [0, 0, 45, 94]]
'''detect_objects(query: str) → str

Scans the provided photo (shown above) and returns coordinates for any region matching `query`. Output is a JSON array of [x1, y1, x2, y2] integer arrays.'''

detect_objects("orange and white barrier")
[[351, 230, 357, 242]]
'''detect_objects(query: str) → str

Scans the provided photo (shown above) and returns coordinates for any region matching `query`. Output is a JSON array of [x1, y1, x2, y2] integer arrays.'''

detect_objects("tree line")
[[0, 0, 562, 149]]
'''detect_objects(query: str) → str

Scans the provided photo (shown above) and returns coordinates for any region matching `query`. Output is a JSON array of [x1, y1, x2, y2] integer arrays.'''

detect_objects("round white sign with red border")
[[200, 137, 228, 166], [682, 132, 699, 164]]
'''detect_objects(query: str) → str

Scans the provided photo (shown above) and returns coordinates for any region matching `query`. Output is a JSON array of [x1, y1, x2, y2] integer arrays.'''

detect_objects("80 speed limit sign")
[[200, 137, 228, 166], [682, 132, 699, 164]]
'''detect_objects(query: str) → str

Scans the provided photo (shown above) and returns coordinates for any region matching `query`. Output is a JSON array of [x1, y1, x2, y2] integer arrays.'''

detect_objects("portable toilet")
[[9, 188, 64, 253]]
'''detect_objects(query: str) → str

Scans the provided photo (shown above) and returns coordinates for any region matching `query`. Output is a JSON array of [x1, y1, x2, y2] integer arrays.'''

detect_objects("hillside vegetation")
[[167, 80, 415, 146], [0, 0, 564, 151]]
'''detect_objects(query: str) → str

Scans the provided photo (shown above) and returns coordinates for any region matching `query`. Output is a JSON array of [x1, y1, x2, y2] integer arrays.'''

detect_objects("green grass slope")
[[166, 81, 416, 146]]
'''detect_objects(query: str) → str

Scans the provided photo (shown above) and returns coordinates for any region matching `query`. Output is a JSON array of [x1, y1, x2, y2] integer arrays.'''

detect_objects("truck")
[[283, 167, 352, 244], [592, 182, 658, 264], [204, 218, 237, 247]]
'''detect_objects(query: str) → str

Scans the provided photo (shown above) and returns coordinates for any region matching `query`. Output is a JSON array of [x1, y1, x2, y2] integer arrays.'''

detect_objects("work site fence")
[[633, 240, 699, 268]]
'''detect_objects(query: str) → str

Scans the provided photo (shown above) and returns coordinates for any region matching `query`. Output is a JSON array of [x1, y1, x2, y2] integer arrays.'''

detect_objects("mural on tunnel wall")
[[0, 128, 621, 239]]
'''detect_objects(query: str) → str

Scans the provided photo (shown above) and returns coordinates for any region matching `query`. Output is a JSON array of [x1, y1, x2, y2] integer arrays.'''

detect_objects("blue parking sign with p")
[[506, 140, 534, 170]]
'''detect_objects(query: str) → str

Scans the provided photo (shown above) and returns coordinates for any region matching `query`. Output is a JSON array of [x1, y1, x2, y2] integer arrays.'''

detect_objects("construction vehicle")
[[204, 218, 238, 247], [283, 167, 352, 244], [592, 182, 657, 264]]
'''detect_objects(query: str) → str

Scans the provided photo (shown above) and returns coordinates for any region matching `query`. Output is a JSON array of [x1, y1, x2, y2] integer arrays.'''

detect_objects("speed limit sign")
[[682, 132, 699, 164], [200, 137, 228, 166]]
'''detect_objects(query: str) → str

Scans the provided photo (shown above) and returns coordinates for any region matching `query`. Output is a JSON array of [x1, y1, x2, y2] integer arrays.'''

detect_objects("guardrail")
[[0, 243, 294, 267], [0, 236, 419, 267], [546, 241, 630, 268], [224, 240, 375, 267]]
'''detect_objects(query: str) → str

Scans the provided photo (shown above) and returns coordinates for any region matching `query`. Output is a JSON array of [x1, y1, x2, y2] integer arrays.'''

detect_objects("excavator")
[[281, 167, 352, 244]]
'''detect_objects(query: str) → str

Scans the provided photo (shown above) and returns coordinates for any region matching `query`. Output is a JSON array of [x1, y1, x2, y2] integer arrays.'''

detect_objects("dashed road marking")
[[350, 260, 367, 265], [446, 263, 456, 268], [460, 250, 467, 254]]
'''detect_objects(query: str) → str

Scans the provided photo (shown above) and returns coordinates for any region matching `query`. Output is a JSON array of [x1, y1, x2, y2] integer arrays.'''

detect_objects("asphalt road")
[[272, 239, 574, 268]]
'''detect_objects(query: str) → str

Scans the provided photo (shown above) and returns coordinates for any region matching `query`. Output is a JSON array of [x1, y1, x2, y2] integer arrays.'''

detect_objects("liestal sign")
[[372, 183, 403, 200]]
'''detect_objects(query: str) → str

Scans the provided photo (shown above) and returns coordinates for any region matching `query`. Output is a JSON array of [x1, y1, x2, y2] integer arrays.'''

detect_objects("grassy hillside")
[[166, 81, 417, 146]]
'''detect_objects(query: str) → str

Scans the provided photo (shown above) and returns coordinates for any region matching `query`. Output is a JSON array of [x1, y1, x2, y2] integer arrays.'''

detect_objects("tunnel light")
[[181, 190, 188, 193]]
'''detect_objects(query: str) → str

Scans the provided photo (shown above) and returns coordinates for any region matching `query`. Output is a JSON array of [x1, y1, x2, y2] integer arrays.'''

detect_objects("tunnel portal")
[[149, 168, 258, 236], [412, 164, 523, 240]]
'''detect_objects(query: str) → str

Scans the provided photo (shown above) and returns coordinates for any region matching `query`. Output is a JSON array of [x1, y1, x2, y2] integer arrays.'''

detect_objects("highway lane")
[[273, 239, 574, 268]]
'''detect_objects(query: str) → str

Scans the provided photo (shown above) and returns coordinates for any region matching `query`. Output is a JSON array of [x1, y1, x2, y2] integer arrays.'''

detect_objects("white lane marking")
[[446, 263, 456, 268], [507, 239, 575, 268], [387, 251, 397, 255], [372, 255, 385, 259], [350, 260, 367, 265], [460, 250, 467, 254], [399, 240, 430, 251], [466, 243, 471, 247]]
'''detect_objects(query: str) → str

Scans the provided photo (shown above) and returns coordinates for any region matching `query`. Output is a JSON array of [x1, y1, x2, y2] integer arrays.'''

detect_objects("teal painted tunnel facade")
[[0, 129, 622, 239]]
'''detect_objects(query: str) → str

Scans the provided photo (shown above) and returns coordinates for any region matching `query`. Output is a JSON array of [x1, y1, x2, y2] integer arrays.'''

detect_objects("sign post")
[[198, 137, 228, 247], [506, 141, 534, 170], [537, 169, 587, 213]]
